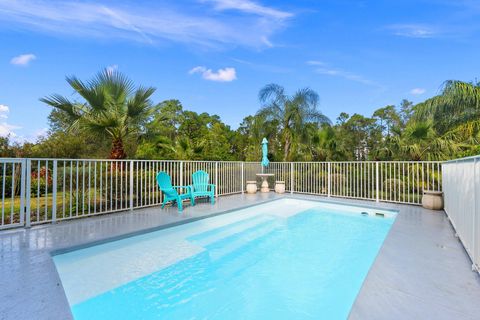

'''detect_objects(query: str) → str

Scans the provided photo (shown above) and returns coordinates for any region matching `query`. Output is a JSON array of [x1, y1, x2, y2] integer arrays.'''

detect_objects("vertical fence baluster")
[[25, 159, 31, 227], [82, 161, 85, 215], [44, 160, 48, 222], [62, 161, 66, 218], [130, 161, 134, 211], [327, 162, 331, 197], [94, 162, 97, 214], [2, 163, 5, 225], [70, 161, 73, 217], [215, 162, 218, 197], [20, 160, 26, 226], [10, 163, 14, 224], [290, 162, 294, 194], [376, 162, 379, 202], [52, 160, 57, 223]]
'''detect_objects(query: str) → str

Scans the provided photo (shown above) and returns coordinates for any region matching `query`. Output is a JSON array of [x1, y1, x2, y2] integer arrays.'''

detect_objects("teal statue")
[[261, 138, 270, 167]]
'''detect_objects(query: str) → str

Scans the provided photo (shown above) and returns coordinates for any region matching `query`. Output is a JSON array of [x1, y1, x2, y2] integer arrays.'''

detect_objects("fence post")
[[241, 162, 244, 194], [376, 161, 379, 203], [51, 160, 57, 223], [473, 158, 478, 272], [327, 162, 331, 197], [215, 162, 219, 197], [290, 162, 294, 194], [180, 161, 184, 193], [25, 159, 31, 228], [19, 159, 26, 226], [129, 161, 134, 211]]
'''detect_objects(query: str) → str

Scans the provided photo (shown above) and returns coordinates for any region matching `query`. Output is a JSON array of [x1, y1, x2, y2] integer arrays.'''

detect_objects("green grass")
[[1, 190, 159, 225]]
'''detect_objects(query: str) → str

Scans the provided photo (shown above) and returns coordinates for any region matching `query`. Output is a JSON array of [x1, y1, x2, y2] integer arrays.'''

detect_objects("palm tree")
[[392, 121, 459, 160], [41, 69, 155, 159], [415, 80, 480, 134], [257, 84, 330, 161]]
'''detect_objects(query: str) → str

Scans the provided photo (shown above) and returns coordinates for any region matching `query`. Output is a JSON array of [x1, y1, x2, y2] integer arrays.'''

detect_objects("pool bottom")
[[55, 200, 396, 320]]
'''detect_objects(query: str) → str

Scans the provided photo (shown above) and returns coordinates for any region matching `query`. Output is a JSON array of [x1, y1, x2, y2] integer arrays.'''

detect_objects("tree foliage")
[[6, 75, 474, 161], [41, 69, 155, 159]]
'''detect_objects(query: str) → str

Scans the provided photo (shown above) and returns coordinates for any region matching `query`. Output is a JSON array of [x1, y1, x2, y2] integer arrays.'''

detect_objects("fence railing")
[[442, 156, 479, 273], [0, 159, 442, 230]]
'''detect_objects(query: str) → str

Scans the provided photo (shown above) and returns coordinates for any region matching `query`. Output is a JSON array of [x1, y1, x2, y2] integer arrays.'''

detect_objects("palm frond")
[[66, 76, 107, 111], [258, 83, 287, 106], [127, 86, 155, 119], [41, 69, 156, 158], [413, 80, 480, 132], [40, 94, 81, 121]]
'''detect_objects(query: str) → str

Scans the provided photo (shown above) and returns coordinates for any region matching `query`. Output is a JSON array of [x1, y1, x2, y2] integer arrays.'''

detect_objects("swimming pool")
[[53, 198, 397, 319]]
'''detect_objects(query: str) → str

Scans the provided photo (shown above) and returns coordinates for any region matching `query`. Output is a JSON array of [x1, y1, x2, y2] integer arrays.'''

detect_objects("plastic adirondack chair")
[[191, 170, 216, 205], [156, 171, 193, 212]]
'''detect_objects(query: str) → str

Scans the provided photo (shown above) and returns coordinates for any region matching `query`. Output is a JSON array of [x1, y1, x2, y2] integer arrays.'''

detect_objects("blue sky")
[[1, 0, 480, 142]]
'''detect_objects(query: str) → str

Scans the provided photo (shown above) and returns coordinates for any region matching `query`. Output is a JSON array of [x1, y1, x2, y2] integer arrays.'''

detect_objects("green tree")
[[236, 114, 280, 161], [136, 100, 183, 159], [415, 80, 480, 134], [373, 105, 401, 137], [41, 69, 156, 159], [334, 113, 380, 160], [310, 124, 342, 161], [392, 121, 459, 160], [399, 99, 414, 126], [257, 84, 330, 161]]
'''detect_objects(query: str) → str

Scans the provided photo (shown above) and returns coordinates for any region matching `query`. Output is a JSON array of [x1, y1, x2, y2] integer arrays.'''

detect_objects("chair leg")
[[177, 198, 183, 212], [211, 194, 215, 204], [161, 199, 167, 209], [191, 195, 195, 206]]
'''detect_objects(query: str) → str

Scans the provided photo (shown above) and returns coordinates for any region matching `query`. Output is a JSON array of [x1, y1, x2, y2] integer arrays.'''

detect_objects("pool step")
[[188, 214, 274, 247], [206, 219, 281, 261]]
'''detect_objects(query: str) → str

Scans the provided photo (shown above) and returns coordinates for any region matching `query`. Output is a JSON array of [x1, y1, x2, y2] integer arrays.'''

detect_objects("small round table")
[[256, 173, 274, 193]]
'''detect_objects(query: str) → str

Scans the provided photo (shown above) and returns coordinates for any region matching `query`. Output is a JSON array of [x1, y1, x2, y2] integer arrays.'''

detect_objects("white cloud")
[[0, 123, 21, 137], [202, 0, 293, 19], [260, 36, 274, 48], [33, 127, 48, 139], [0, 104, 22, 138], [231, 57, 291, 73], [0, 104, 9, 113], [6, 127, 48, 144], [307, 61, 382, 88], [0, 0, 292, 49], [0, 104, 9, 119], [387, 24, 437, 38], [410, 88, 426, 95], [306, 60, 326, 66], [10, 53, 36, 66], [189, 66, 237, 82]]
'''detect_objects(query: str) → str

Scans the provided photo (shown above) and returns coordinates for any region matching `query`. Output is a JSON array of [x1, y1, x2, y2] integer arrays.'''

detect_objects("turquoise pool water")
[[54, 199, 396, 320]]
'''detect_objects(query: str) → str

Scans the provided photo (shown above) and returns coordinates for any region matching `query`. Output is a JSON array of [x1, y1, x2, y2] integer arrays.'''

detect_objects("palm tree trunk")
[[284, 138, 291, 161], [110, 138, 127, 159]]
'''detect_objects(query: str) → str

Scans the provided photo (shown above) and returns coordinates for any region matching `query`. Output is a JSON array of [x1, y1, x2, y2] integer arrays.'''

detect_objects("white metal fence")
[[0, 159, 442, 230], [442, 156, 480, 272]]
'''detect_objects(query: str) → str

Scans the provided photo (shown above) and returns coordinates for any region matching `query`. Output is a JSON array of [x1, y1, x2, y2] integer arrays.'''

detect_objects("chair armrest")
[[190, 184, 216, 192], [173, 186, 192, 191]]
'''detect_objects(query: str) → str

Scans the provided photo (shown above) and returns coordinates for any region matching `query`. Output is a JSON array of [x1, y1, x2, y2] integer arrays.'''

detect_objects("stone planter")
[[246, 181, 257, 194], [275, 181, 285, 194], [422, 190, 444, 210]]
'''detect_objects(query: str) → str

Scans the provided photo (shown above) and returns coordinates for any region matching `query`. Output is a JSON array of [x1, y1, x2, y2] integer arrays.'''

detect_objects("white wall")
[[443, 157, 479, 273]]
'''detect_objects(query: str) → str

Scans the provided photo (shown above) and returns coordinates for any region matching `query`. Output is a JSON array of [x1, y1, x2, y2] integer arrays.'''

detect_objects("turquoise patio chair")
[[191, 170, 216, 205], [156, 171, 193, 212]]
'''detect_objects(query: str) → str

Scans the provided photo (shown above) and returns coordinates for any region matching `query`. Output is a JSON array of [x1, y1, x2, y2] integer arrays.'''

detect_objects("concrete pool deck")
[[0, 193, 479, 319]]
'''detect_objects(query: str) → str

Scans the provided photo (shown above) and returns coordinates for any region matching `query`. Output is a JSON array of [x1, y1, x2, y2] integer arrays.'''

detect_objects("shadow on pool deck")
[[0, 193, 479, 320]]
